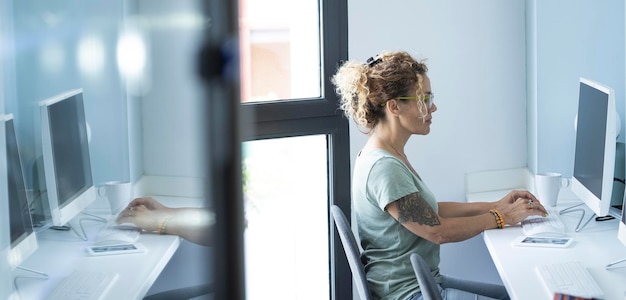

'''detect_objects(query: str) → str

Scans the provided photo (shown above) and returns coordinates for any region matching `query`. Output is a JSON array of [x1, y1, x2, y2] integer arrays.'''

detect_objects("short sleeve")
[[366, 157, 419, 211]]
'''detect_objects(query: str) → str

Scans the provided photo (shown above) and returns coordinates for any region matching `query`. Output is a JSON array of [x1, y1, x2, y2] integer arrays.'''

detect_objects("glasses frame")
[[381, 93, 435, 109]]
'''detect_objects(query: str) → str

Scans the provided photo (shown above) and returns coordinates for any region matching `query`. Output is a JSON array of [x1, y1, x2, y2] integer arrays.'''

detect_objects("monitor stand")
[[606, 258, 626, 270], [559, 203, 594, 232], [13, 266, 48, 298], [15, 266, 48, 280], [54, 212, 107, 241], [558, 204, 621, 232]]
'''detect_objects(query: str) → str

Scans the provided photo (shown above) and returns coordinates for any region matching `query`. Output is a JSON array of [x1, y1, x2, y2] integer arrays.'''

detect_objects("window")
[[243, 135, 328, 299], [238, 0, 351, 299], [239, 0, 321, 103]]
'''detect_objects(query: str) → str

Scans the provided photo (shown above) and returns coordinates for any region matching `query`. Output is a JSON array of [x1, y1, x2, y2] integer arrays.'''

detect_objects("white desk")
[[13, 196, 204, 300], [468, 190, 626, 300]]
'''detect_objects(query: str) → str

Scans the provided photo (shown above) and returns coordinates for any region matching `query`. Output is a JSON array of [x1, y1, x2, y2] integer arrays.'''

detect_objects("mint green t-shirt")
[[352, 149, 442, 300]]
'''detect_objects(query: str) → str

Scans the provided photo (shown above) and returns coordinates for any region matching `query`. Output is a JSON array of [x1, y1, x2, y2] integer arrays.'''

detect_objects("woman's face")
[[397, 74, 437, 135]]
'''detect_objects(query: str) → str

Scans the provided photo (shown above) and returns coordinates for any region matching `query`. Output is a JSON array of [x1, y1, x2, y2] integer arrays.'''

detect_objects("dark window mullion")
[[244, 99, 339, 124], [327, 116, 351, 300]]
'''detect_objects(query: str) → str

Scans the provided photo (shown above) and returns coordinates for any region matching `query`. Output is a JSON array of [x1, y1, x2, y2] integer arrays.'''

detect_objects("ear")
[[385, 99, 401, 117]]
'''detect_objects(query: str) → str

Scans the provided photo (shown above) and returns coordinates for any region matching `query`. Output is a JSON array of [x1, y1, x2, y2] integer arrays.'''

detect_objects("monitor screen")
[[571, 78, 617, 217], [40, 89, 96, 226], [4, 114, 38, 268]]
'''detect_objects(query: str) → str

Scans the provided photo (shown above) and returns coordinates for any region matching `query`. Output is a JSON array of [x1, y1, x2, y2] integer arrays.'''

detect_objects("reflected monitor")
[[610, 194, 626, 269], [617, 197, 626, 246], [3, 114, 38, 268], [40, 89, 96, 226]]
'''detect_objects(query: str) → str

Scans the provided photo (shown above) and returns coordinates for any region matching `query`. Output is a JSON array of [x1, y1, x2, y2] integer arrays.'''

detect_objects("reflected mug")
[[97, 181, 132, 214]]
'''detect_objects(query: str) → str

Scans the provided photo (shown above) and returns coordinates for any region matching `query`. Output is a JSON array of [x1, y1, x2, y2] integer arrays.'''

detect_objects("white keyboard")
[[94, 224, 141, 244], [536, 261, 604, 299], [47, 270, 118, 300], [521, 208, 566, 236]]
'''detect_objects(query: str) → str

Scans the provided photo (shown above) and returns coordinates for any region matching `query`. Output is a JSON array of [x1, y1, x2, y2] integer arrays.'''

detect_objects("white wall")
[[528, 0, 625, 175], [348, 0, 528, 284], [137, 0, 207, 197], [133, 1, 211, 296]]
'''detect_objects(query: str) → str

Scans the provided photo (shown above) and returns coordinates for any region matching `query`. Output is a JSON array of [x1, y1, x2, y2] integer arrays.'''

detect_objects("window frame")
[[204, 0, 351, 298], [239, 0, 352, 300]]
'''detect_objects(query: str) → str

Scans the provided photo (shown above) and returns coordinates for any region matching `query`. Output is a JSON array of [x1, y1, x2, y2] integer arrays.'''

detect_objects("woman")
[[331, 51, 547, 300]]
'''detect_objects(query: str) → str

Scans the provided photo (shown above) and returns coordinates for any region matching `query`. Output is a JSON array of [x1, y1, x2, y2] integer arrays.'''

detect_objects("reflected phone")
[[87, 243, 146, 256]]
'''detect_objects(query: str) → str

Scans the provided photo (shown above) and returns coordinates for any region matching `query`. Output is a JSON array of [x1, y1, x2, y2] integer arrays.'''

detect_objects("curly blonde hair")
[[331, 51, 428, 132]]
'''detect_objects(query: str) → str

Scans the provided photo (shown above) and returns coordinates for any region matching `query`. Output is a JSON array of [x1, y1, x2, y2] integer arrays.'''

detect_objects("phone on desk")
[[512, 236, 573, 248], [87, 243, 146, 256]]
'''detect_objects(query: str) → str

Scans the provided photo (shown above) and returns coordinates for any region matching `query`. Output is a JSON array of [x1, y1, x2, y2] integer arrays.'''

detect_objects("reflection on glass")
[[239, 0, 321, 103], [243, 135, 328, 299], [77, 35, 106, 76], [39, 40, 65, 74]]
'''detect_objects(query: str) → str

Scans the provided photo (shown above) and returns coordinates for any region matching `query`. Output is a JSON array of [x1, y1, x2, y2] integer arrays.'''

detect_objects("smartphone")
[[87, 243, 146, 256], [512, 236, 573, 248]]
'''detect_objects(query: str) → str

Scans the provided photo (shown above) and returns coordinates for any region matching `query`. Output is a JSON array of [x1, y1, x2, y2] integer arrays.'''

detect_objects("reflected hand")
[[115, 197, 172, 232]]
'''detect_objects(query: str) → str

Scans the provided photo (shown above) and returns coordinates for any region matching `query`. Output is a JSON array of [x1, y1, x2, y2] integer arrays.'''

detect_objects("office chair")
[[410, 253, 443, 300], [330, 205, 372, 300], [330, 205, 442, 300]]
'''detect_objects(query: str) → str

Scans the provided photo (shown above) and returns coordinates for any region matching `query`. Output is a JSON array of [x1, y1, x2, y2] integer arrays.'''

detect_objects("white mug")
[[535, 172, 570, 207], [97, 181, 132, 214]]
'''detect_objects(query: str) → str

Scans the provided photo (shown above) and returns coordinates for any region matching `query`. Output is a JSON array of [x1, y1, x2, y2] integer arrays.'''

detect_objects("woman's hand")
[[495, 190, 547, 225], [125, 197, 168, 211], [115, 196, 214, 246], [115, 197, 174, 232]]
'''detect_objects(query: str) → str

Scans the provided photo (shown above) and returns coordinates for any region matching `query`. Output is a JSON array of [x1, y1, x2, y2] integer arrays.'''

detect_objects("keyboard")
[[521, 208, 566, 236], [536, 261, 604, 299], [94, 224, 141, 244], [47, 270, 118, 300]]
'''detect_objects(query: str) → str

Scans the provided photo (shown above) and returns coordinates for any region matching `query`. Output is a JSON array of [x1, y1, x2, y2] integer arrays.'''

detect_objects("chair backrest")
[[331, 205, 442, 300], [330, 205, 371, 300], [410, 253, 443, 300]]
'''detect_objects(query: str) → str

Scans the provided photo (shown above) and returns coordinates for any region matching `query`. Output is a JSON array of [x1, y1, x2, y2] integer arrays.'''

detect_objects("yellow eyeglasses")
[[381, 93, 435, 109]]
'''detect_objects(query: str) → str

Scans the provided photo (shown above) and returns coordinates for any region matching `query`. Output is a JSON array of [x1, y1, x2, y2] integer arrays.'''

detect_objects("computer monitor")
[[606, 194, 626, 269], [40, 89, 97, 227], [617, 197, 626, 246], [570, 78, 618, 218], [3, 114, 38, 268]]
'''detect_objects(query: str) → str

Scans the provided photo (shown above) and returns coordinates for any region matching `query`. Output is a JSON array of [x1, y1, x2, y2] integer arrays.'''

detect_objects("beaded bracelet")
[[157, 216, 172, 235], [489, 209, 504, 229]]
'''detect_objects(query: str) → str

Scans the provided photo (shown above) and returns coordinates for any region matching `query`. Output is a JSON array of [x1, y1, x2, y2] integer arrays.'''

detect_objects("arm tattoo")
[[396, 192, 441, 226]]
